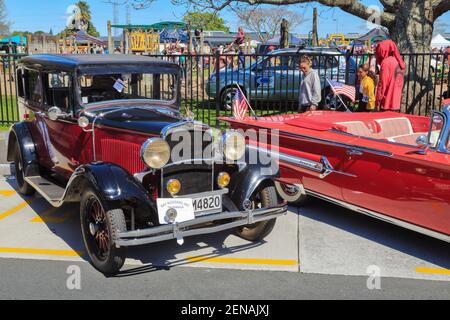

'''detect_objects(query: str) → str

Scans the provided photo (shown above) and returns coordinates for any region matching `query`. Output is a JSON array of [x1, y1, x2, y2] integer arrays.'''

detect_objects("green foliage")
[[183, 12, 229, 32], [62, 0, 100, 37]]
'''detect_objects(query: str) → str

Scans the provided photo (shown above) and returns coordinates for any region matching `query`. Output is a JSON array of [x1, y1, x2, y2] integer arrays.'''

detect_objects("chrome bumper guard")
[[116, 203, 288, 247]]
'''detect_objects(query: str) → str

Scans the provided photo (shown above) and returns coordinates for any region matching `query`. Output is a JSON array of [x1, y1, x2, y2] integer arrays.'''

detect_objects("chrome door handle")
[[346, 149, 364, 156]]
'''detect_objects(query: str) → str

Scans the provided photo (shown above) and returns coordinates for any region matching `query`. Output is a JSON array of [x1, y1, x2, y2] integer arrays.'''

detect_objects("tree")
[[62, 1, 100, 37], [183, 12, 230, 32], [236, 7, 302, 42], [0, 0, 10, 36], [171, 0, 450, 53]]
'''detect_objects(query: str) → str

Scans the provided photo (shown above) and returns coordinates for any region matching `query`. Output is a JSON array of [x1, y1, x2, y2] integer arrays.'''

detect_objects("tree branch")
[[176, 0, 396, 27], [433, 0, 450, 19]]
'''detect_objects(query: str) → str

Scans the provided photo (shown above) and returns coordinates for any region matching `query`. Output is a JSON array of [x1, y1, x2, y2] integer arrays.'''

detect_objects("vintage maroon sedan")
[[7, 55, 286, 275], [222, 105, 450, 243]]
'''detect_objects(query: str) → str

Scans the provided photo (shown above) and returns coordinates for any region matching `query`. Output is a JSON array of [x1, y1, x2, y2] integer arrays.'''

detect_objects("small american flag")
[[232, 89, 249, 120], [328, 79, 356, 102]]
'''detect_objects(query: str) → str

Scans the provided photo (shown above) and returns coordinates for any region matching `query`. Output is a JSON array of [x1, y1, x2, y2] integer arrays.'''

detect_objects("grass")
[[0, 96, 18, 130]]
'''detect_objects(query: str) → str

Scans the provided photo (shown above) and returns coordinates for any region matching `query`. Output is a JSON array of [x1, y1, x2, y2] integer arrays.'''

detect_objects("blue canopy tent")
[[159, 29, 189, 43], [0, 35, 27, 45]]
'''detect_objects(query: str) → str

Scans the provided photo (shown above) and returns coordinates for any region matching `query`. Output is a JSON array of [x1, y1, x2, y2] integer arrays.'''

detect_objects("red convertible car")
[[222, 103, 450, 243]]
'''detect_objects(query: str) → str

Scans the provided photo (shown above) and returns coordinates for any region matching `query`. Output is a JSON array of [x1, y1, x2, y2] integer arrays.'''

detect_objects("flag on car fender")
[[232, 89, 249, 120]]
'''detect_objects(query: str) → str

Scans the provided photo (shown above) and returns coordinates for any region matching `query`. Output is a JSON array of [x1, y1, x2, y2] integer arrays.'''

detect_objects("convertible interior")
[[272, 112, 441, 147]]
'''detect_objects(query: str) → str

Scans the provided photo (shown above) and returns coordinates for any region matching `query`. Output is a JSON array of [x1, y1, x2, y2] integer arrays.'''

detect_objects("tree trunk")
[[389, 0, 433, 53], [312, 8, 318, 47], [388, 0, 436, 115], [280, 19, 289, 49]]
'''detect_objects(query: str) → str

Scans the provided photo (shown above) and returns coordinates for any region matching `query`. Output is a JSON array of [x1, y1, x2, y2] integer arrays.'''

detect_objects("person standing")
[[357, 64, 376, 112], [299, 55, 321, 112], [375, 40, 406, 111], [227, 27, 245, 51]]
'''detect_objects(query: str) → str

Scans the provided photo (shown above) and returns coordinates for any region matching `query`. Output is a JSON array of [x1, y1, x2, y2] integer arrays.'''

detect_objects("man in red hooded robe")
[[375, 40, 406, 111]]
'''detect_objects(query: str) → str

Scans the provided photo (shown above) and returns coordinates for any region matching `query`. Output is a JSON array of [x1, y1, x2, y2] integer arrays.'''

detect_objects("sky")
[[4, 0, 450, 37]]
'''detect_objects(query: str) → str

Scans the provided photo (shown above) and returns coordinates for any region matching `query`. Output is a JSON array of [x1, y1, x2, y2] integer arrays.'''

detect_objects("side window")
[[24, 69, 42, 104], [16, 68, 24, 98], [44, 73, 71, 111]]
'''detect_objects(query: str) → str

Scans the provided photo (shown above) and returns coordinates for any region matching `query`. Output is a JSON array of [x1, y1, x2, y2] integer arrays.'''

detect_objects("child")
[[357, 63, 376, 112]]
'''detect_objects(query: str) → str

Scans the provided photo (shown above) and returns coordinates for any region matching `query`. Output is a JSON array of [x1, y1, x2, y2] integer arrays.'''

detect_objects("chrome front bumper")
[[115, 203, 287, 247]]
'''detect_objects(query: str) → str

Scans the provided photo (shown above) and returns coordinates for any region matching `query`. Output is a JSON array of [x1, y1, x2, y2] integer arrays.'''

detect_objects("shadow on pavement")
[[296, 197, 450, 269], [5, 176, 265, 277]]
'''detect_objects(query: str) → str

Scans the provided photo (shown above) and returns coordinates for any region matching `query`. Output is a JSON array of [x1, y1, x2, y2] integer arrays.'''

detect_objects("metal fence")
[[1, 52, 448, 128], [148, 51, 449, 127], [0, 54, 26, 126]]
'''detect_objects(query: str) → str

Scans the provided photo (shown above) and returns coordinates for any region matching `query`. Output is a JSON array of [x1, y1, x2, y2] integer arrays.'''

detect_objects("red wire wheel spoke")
[[86, 197, 110, 259]]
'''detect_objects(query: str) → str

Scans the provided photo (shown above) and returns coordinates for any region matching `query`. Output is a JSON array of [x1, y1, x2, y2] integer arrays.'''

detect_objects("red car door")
[[340, 136, 450, 236], [40, 72, 92, 180], [274, 129, 355, 201]]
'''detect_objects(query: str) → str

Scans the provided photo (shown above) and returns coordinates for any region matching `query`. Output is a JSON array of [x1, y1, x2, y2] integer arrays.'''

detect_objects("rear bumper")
[[115, 203, 287, 247]]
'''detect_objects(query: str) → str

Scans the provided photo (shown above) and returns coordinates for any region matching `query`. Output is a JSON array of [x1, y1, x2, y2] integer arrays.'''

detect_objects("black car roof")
[[19, 54, 179, 73]]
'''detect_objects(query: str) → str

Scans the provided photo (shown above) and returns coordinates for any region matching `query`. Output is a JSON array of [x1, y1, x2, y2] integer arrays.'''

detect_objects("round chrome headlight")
[[223, 131, 246, 161], [141, 138, 171, 169]]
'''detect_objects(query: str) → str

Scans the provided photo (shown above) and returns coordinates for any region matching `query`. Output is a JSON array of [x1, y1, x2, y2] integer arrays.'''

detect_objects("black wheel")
[[220, 86, 239, 111], [275, 181, 309, 206], [235, 185, 278, 242], [80, 189, 127, 275], [13, 144, 35, 196]]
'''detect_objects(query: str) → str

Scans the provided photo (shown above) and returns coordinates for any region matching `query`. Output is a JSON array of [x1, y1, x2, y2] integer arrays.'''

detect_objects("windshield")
[[78, 72, 177, 105]]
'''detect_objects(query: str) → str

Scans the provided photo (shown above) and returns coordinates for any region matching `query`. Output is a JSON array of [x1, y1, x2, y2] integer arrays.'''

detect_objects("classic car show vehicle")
[[7, 55, 286, 275], [222, 105, 450, 243]]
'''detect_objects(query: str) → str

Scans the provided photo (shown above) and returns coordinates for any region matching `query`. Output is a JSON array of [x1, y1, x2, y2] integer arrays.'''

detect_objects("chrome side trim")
[[247, 145, 322, 173], [248, 145, 356, 179], [305, 189, 450, 244]]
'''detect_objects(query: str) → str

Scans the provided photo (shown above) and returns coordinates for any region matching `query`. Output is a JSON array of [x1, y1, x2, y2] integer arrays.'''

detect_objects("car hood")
[[87, 105, 185, 135]]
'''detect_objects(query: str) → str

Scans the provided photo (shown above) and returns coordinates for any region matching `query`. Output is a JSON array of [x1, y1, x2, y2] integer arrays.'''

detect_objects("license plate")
[[192, 195, 222, 215]]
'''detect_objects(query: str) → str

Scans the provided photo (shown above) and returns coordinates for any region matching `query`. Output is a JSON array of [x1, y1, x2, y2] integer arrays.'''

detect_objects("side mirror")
[[416, 135, 429, 149], [407, 134, 430, 155], [47, 106, 71, 121]]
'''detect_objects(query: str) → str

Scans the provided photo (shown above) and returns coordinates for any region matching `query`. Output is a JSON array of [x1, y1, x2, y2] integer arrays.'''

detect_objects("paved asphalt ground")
[[0, 132, 449, 300], [1, 258, 449, 300]]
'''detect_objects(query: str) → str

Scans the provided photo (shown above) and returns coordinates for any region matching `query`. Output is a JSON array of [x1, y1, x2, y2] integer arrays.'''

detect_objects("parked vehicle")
[[206, 47, 357, 110], [7, 55, 286, 275], [222, 105, 450, 243]]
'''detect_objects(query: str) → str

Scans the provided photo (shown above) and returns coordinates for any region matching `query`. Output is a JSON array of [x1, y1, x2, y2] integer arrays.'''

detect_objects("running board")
[[25, 176, 65, 207]]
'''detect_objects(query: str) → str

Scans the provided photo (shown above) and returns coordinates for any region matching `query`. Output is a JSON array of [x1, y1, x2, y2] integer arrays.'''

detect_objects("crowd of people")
[[299, 39, 407, 113]]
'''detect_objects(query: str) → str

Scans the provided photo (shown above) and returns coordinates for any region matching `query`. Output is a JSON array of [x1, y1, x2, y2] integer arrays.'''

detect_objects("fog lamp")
[[166, 179, 181, 195], [217, 172, 231, 188]]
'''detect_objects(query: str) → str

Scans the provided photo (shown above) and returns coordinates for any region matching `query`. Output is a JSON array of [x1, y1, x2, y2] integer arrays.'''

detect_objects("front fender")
[[229, 162, 280, 210], [7, 122, 39, 177], [67, 163, 158, 224]]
